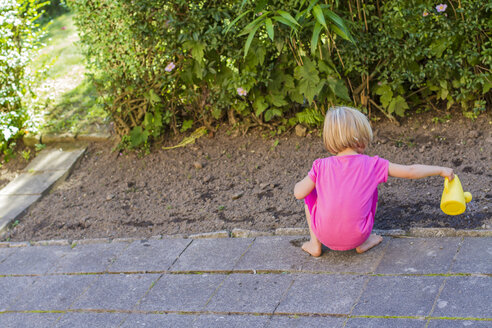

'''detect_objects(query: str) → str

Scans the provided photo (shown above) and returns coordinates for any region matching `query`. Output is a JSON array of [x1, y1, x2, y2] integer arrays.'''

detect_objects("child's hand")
[[440, 167, 454, 181]]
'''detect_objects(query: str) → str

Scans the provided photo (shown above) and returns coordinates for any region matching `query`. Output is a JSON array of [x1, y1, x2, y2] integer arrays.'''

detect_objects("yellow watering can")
[[440, 175, 472, 215]]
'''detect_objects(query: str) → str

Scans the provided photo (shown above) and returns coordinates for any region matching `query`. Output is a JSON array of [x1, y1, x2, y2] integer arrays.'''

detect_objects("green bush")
[[69, 0, 353, 147], [337, 0, 491, 117], [69, 0, 490, 148], [0, 0, 47, 157]]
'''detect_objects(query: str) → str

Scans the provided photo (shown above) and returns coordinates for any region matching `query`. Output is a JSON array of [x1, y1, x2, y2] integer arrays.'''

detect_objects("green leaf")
[[294, 58, 320, 103], [312, 5, 327, 29], [253, 96, 269, 116], [318, 59, 337, 75], [324, 9, 354, 42], [483, 80, 492, 94], [429, 40, 447, 58], [239, 0, 249, 11], [375, 85, 393, 109], [130, 126, 149, 147], [244, 24, 262, 58], [329, 23, 352, 43], [310, 22, 322, 54], [276, 10, 300, 26], [306, 0, 320, 14], [265, 18, 274, 41], [272, 16, 298, 30], [264, 108, 282, 122], [191, 42, 205, 62], [266, 93, 288, 107], [183, 41, 205, 62], [334, 80, 350, 101], [180, 119, 193, 132], [388, 96, 408, 116], [255, 0, 268, 13], [143, 112, 154, 127], [255, 45, 267, 66], [145, 89, 161, 106], [225, 10, 252, 34], [239, 13, 267, 36]]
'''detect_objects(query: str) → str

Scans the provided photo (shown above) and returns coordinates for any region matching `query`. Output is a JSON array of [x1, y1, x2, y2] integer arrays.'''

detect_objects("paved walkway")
[[0, 146, 86, 233], [0, 235, 491, 327]]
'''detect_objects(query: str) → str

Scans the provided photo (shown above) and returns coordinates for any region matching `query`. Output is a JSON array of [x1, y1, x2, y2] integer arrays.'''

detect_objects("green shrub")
[[69, 0, 353, 147], [337, 0, 491, 117], [0, 0, 47, 157], [69, 0, 490, 148]]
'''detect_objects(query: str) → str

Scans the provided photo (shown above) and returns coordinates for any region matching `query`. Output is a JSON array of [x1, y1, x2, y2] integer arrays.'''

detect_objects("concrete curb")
[[23, 131, 111, 146], [1, 227, 490, 248]]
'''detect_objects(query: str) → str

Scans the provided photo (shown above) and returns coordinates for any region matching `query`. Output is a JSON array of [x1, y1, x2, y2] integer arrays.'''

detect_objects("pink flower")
[[237, 87, 247, 96], [423, 11, 429, 17], [165, 62, 175, 72], [436, 4, 447, 12], [61, 26, 66, 30]]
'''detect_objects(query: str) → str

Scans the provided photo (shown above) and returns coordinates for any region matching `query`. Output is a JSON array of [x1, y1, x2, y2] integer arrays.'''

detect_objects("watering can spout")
[[440, 175, 472, 216]]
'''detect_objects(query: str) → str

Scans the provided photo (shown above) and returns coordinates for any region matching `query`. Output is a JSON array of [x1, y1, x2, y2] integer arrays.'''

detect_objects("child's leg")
[[302, 204, 322, 257], [356, 198, 383, 254], [355, 234, 383, 254]]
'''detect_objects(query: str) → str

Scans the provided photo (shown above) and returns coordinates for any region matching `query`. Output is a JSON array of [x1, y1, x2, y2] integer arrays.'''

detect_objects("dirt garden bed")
[[2, 112, 491, 242]]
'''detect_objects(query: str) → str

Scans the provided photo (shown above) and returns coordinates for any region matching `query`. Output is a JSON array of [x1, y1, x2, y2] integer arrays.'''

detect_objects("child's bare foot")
[[356, 234, 383, 254], [302, 240, 322, 257]]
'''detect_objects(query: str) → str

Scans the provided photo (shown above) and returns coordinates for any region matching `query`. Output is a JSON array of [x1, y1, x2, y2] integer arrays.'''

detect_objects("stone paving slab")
[[55, 312, 127, 328], [121, 314, 195, 328], [0, 170, 67, 195], [138, 273, 225, 312], [266, 315, 346, 328], [71, 274, 158, 311], [344, 317, 427, 328], [193, 314, 271, 328], [9, 275, 96, 311], [276, 274, 366, 315], [24, 147, 85, 172], [108, 239, 191, 272], [352, 276, 444, 317], [0, 313, 60, 328], [300, 239, 388, 273], [427, 319, 492, 327], [234, 236, 306, 271], [170, 238, 254, 272], [0, 247, 16, 262], [450, 238, 492, 273], [432, 276, 492, 318], [0, 194, 41, 231], [53, 242, 129, 274], [0, 276, 37, 311], [205, 273, 294, 314], [374, 237, 461, 274], [0, 245, 71, 275], [0, 236, 491, 327]]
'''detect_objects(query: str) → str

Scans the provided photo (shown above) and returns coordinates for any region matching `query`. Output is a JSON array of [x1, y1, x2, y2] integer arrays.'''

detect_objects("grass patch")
[[29, 12, 108, 136]]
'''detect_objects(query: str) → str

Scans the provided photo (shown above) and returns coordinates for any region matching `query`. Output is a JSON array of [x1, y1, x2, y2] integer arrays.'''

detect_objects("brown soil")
[[0, 144, 33, 190], [3, 113, 492, 242]]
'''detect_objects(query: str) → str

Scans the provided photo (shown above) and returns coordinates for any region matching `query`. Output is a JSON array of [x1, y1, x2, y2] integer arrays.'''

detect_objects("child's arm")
[[388, 163, 454, 180], [294, 176, 316, 199]]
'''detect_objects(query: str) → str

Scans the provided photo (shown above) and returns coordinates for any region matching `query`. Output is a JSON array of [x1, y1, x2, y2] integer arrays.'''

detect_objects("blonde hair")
[[323, 106, 373, 154]]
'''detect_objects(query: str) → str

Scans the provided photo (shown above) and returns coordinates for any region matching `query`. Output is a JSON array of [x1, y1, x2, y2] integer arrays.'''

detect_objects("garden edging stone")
[[0, 228, 491, 249]]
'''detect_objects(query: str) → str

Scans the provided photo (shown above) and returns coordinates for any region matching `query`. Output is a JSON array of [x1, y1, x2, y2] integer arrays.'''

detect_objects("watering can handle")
[[444, 177, 449, 192]]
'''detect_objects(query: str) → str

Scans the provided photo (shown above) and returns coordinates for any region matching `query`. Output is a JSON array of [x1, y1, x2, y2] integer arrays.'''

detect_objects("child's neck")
[[336, 148, 361, 156]]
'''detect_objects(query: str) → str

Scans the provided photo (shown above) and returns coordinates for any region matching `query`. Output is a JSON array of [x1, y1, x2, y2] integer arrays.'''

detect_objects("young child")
[[294, 106, 454, 256]]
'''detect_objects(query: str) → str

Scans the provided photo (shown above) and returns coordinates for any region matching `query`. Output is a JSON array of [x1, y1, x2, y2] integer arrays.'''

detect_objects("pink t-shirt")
[[305, 154, 389, 250]]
